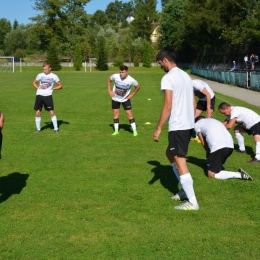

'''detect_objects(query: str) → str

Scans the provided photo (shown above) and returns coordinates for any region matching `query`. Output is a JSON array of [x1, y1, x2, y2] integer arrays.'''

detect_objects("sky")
[[0, 0, 162, 25]]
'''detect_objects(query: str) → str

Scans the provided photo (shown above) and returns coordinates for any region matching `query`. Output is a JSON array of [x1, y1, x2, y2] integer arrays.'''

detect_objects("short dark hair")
[[195, 116, 205, 123], [156, 46, 177, 63], [120, 65, 128, 71], [218, 102, 231, 110]]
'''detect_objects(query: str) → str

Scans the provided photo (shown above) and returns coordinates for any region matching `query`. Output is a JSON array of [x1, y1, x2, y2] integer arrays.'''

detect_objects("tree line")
[[0, 0, 259, 69]]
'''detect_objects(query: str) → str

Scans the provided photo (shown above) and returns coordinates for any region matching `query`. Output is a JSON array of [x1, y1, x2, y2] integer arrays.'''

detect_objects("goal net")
[[0, 56, 15, 72]]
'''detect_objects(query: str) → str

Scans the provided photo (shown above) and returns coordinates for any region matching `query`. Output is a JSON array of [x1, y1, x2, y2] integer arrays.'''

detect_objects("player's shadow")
[[233, 144, 255, 159], [147, 160, 179, 194], [109, 124, 132, 133], [0, 172, 29, 203], [41, 120, 69, 131], [186, 156, 208, 176]]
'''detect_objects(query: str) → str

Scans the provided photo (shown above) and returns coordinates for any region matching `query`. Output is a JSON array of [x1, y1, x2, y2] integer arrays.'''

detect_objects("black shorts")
[[168, 129, 193, 157], [197, 96, 215, 111], [207, 147, 233, 173], [246, 121, 260, 136], [112, 99, 132, 110], [34, 95, 54, 111]]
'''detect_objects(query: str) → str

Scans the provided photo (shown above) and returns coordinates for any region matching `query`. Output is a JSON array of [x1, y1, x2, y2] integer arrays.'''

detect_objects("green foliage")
[[46, 39, 61, 71], [113, 56, 124, 67], [90, 10, 108, 27], [134, 55, 140, 67], [95, 36, 108, 71], [0, 69, 259, 259], [0, 18, 12, 51], [142, 41, 152, 68], [73, 43, 82, 71]]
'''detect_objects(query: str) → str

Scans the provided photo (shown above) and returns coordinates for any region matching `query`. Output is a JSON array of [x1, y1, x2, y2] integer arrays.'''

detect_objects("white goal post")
[[0, 56, 22, 73]]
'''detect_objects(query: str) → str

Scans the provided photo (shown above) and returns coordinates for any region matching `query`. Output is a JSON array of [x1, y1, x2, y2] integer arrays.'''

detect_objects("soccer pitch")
[[0, 67, 259, 259]]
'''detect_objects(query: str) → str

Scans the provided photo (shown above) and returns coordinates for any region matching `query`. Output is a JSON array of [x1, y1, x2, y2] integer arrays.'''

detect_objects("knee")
[[49, 111, 55, 117], [207, 171, 215, 178], [35, 111, 41, 117]]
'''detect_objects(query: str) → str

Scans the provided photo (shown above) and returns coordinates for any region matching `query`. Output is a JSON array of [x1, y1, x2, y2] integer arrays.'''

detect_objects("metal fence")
[[191, 68, 260, 91]]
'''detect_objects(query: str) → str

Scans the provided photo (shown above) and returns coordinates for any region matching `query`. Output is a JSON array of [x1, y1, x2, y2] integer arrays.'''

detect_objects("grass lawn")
[[0, 66, 259, 259]]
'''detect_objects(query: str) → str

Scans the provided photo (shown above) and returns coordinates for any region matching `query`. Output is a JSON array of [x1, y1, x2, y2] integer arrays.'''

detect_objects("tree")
[[130, 0, 158, 40], [0, 18, 12, 51], [159, 0, 190, 50], [4, 25, 28, 55], [46, 39, 61, 71], [95, 36, 108, 71], [142, 41, 152, 67], [90, 10, 108, 26], [74, 43, 82, 71]]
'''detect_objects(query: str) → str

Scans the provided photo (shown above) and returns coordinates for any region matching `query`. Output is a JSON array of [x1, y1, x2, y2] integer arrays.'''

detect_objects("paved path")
[[191, 76, 260, 107]]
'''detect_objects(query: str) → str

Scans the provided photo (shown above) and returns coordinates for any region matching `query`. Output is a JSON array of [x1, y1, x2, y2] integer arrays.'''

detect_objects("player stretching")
[[32, 62, 63, 133], [153, 47, 199, 210], [107, 65, 140, 136]]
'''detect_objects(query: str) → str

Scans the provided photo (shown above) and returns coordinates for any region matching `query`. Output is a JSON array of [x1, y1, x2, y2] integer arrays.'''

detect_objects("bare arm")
[[32, 79, 39, 90], [127, 84, 140, 100], [153, 89, 172, 142], [198, 132, 210, 154], [201, 88, 213, 117], [53, 81, 62, 90], [223, 118, 237, 130], [107, 77, 115, 98]]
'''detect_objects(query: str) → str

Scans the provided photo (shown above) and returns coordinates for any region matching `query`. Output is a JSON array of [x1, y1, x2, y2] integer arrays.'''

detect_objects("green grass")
[[0, 67, 259, 259]]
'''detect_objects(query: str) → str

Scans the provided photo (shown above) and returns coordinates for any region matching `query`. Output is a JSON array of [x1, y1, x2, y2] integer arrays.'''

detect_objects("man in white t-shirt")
[[218, 102, 260, 163], [33, 62, 63, 134], [153, 46, 199, 210], [191, 79, 215, 143], [107, 65, 140, 136], [195, 116, 252, 180]]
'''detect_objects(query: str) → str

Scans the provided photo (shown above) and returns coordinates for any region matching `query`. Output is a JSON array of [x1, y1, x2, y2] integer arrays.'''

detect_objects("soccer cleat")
[[235, 149, 246, 153], [54, 129, 59, 134], [133, 130, 138, 137], [171, 189, 187, 201], [174, 201, 199, 211], [34, 129, 41, 133], [238, 168, 253, 181], [112, 131, 119, 136], [247, 158, 260, 164], [191, 137, 201, 143]]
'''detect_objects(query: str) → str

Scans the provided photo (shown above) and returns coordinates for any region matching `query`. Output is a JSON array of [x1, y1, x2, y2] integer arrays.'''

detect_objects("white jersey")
[[227, 106, 260, 129], [110, 74, 139, 102], [35, 72, 60, 96], [195, 118, 234, 153], [192, 79, 214, 101], [161, 67, 194, 131]]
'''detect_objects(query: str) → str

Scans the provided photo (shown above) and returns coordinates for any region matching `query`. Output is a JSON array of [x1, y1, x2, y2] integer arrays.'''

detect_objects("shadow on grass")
[[0, 172, 29, 203], [186, 156, 208, 177], [147, 160, 179, 194], [234, 144, 255, 159], [41, 119, 70, 131], [109, 123, 132, 133]]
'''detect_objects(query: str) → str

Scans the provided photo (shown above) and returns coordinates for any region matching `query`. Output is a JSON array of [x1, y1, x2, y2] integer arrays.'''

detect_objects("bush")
[[134, 55, 139, 67], [113, 56, 124, 67]]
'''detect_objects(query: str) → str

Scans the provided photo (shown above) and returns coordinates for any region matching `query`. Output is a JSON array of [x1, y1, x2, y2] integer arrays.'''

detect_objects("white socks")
[[180, 173, 198, 206], [51, 115, 58, 130], [215, 170, 242, 180], [130, 122, 136, 131], [35, 117, 41, 130], [235, 133, 245, 151], [114, 123, 119, 131], [255, 142, 260, 160]]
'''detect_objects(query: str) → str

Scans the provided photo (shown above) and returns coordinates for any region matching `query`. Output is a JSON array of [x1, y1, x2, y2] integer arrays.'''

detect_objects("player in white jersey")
[[218, 102, 260, 163], [153, 46, 199, 210], [107, 65, 140, 136], [195, 116, 252, 180], [0, 111, 4, 159], [32, 62, 63, 134], [191, 79, 215, 143]]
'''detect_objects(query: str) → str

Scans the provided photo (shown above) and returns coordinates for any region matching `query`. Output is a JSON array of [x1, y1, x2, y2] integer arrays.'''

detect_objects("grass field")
[[0, 66, 259, 259]]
